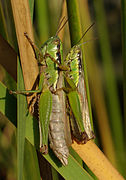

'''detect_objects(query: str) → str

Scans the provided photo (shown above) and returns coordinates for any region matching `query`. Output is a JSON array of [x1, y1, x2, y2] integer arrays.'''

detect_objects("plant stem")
[[72, 141, 124, 180]]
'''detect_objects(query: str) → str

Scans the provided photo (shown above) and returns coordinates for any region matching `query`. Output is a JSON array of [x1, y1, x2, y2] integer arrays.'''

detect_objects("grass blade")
[[69, 147, 83, 166], [23, 140, 41, 180], [17, 60, 27, 180], [35, 0, 50, 42], [0, 0, 17, 50], [0, 82, 16, 125], [11, 0, 39, 95], [51, 166, 59, 180], [121, 0, 126, 148], [10, 1, 38, 180], [93, 0, 125, 176], [43, 151, 93, 180], [0, 2, 7, 40], [0, 35, 17, 81], [28, 0, 34, 21]]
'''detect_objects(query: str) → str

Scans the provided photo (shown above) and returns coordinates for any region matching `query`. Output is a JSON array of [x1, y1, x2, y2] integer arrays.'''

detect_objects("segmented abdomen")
[[49, 94, 69, 166]]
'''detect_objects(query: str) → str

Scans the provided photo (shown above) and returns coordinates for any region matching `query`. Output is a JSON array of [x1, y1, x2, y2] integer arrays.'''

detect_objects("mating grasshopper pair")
[[11, 18, 95, 166]]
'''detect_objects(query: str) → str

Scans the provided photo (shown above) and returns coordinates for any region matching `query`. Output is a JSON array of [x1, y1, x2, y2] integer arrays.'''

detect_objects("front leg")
[[24, 32, 44, 65], [44, 53, 70, 71]]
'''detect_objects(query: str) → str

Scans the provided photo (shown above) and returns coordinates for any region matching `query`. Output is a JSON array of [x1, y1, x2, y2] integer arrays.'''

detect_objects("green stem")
[[35, 0, 50, 42]]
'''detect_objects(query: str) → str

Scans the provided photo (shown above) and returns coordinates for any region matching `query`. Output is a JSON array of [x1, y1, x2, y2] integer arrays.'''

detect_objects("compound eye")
[[57, 44, 60, 49]]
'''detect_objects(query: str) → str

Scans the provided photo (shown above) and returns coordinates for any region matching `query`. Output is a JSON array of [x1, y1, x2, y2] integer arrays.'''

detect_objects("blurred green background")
[[0, 0, 125, 179]]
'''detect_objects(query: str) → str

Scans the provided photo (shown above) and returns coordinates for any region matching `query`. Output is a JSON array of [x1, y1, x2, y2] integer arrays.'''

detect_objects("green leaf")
[[66, 0, 82, 46], [17, 60, 27, 180], [0, 3, 7, 40], [0, 81, 16, 125], [23, 140, 41, 180], [51, 166, 59, 180], [69, 147, 83, 166], [28, 0, 34, 21], [43, 150, 93, 180], [35, 0, 50, 42]]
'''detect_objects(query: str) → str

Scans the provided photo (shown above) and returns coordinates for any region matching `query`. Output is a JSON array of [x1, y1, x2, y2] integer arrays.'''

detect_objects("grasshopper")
[[54, 23, 95, 144], [11, 17, 69, 165], [10, 71, 52, 154], [64, 44, 95, 144]]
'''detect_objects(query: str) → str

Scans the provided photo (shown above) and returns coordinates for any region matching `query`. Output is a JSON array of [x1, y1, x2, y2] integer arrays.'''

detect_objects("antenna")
[[78, 37, 98, 46], [56, 17, 70, 36], [56, 16, 66, 35], [76, 22, 95, 45]]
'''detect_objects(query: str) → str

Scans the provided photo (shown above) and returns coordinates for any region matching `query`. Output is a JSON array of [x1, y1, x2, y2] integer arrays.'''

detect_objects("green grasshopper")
[[10, 70, 52, 154], [55, 23, 95, 144], [64, 44, 95, 144], [11, 17, 69, 165]]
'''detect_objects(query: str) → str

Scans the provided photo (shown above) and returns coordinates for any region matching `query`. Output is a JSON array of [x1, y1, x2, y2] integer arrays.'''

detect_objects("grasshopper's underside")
[[49, 94, 69, 166]]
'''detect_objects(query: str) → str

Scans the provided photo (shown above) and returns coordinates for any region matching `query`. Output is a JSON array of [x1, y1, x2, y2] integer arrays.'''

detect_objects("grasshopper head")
[[41, 36, 63, 65], [64, 45, 82, 87]]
